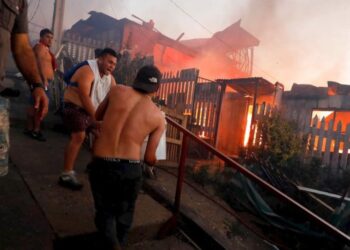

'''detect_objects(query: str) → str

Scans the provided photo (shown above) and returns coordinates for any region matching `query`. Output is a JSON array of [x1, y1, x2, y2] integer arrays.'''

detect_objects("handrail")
[[164, 116, 350, 244]]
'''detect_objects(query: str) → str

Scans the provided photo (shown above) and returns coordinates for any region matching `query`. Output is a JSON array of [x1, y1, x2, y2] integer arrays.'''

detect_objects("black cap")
[[132, 65, 161, 94]]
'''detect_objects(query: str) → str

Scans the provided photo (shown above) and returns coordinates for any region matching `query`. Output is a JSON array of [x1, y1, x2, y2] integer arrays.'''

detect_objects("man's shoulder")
[[149, 103, 165, 121], [109, 84, 131, 96], [33, 43, 47, 52], [77, 64, 93, 73], [73, 64, 94, 80], [112, 84, 130, 91]]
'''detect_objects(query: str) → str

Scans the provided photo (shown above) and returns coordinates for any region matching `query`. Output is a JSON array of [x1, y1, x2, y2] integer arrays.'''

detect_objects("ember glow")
[[199, 130, 209, 139], [243, 105, 253, 147]]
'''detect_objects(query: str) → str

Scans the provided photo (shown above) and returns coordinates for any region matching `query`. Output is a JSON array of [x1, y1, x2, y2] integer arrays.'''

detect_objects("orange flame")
[[243, 105, 253, 147]]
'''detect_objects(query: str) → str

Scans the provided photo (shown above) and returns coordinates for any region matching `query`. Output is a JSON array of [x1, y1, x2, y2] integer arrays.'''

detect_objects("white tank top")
[[87, 59, 112, 108]]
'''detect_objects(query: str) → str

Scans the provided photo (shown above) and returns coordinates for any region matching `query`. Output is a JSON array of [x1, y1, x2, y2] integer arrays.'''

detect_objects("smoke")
[[28, 0, 350, 89], [239, 0, 350, 88]]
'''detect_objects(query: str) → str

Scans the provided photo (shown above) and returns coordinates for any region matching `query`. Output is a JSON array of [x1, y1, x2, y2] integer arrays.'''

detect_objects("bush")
[[252, 112, 304, 168]]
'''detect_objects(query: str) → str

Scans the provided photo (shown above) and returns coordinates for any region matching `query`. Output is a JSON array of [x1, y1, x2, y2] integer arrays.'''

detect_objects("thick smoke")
[[28, 0, 350, 89]]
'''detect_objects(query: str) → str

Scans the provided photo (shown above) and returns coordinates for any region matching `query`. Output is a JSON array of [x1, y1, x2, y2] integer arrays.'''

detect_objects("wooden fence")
[[160, 106, 187, 166], [156, 70, 224, 146], [305, 116, 350, 169], [251, 103, 350, 169], [249, 102, 276, 147], [62, 32, 107, 62], [157, 68, 199, 115]]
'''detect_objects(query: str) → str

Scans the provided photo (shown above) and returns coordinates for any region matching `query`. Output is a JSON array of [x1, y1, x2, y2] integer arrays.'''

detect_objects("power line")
[[168, 0, 279, 82], [108, 0, 118, 18], [29, 21, 45, 28], [29, 0, 41, 22], [169, 0, 214, 35], [38, 2, 49, 28]]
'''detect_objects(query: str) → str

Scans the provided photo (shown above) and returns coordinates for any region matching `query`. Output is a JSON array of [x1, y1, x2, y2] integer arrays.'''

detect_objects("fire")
[[243, 105, 253, 147], [199, 130, 208, 139], [183, 110, 192, 116]]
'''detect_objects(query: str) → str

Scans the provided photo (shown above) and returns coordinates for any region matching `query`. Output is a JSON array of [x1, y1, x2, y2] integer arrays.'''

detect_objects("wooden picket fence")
[[250, 102, 276, 147], [62, 32, 106, 62], [304, 116, 350, 169], [160, 106, 187, 167], [251, 103, 350, 169]]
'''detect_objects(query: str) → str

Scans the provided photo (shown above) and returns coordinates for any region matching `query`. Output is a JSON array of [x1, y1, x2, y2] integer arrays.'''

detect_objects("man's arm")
[[33, 45, 48, 86], [11, 33, 48, 119], [11, 34, 42, 85], [75, 66, 95, 118], [144, 117, 166, 166]]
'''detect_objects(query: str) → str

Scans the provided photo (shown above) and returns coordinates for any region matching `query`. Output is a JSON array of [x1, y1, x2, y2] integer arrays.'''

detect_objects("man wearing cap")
[[87, 65, 165, 249]]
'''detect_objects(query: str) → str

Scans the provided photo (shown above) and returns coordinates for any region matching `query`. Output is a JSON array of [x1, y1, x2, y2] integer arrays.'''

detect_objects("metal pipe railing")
[[164, 116, 350, 245]]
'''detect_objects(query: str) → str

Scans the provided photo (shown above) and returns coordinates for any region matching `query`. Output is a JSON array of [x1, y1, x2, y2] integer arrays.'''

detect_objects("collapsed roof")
[[65, 12, 259, 57]]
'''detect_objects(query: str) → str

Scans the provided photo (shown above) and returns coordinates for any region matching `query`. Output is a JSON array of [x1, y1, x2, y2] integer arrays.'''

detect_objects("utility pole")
[[51, 0, 65, 54]]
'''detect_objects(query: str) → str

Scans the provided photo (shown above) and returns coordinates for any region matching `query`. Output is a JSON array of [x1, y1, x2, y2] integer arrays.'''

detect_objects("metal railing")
[[158, 116, 350, 245]]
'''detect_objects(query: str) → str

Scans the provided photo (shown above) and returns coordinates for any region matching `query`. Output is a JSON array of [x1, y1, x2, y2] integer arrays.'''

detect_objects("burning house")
[[282, 81, 350, 132], [282, 81, 350, 168], [158, 71, 283, 157], [62, 11, 258, 79]]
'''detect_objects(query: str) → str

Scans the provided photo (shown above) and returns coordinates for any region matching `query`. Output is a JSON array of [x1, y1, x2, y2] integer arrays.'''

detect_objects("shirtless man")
[[59, 48, 117, 190], [87, 65, 165, 249], [25, 28, 55, 141]]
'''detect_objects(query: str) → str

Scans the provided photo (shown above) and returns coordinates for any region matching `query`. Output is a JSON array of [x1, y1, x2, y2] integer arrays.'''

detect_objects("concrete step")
[[9, 127, 172, 245], [125, 235, 195, 250], [0, 165, 54, 250]]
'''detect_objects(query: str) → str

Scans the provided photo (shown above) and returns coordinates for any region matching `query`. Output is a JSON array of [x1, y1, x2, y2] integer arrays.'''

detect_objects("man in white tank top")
[[59, 48, 117, 190]]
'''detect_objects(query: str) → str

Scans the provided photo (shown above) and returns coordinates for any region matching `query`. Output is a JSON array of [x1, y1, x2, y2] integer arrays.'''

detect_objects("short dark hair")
[[40, 28, 53, 37], [132, 65, 162, 94], [94, 48, 103, 58], [99, 48, 118, 58]]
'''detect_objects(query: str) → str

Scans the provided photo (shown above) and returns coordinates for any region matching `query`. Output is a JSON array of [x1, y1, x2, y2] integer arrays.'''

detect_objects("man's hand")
[[32, 88, 48, 120]]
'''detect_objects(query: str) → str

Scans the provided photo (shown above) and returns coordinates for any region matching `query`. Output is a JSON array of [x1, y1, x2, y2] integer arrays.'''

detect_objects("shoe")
[[58, 173, 83, 190], [23, 129, 32, 137], [30, 131, 47, 142]]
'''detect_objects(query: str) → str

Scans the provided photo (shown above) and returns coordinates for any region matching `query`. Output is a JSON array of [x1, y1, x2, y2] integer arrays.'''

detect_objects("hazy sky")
[[28, 0, 350, 90]]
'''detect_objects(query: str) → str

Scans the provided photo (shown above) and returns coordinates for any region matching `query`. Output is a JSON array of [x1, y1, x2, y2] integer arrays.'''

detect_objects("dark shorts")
[[62, 102, 93, 132], [87, 157, 142, 247]]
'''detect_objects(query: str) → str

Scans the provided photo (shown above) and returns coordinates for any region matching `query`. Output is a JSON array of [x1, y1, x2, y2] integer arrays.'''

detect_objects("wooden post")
[[309, 115, 319, 156], [323, 119, 334, 166], [340, 124, 350, 169], [248, 79, 259, 148], [331, 121, 342, 169], [317, 118, 326, 158]]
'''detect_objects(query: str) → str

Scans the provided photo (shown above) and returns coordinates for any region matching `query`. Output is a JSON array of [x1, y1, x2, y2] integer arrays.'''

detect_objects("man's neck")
[[39, 41, 48, 47]]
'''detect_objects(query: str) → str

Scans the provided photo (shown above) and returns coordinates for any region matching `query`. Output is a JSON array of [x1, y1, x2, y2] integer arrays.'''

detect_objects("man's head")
[[97, 48, 118, 76], [39, 29, 54, 47], [132, 65, 161, 94]]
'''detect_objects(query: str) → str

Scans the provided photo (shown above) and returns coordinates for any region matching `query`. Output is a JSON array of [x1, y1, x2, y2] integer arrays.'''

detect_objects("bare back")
[[93, 85, 165, 163]]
